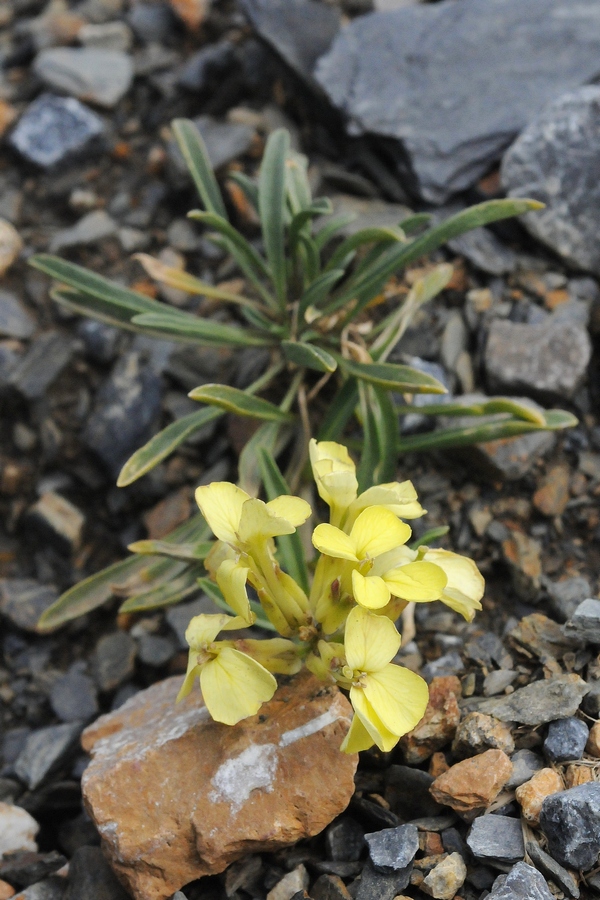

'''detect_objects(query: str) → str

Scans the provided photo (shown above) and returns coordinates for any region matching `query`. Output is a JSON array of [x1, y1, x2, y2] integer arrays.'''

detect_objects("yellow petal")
[[204, 540, 237, 580], [350, 507, 411, 559], [312, 523, 359, 561], [266, 495, 312, 527], [309, 439, 355, 469], [350, 481, 425, 522], [185, 613, 235, 649], [237, 637, 302, 675], [423, 549, 485, 622], [309, 439, 358, 510], [176, 662, 201, 702], [216, 559, 254, 623], [384, 560, 447, 601], [344, 606, 401, 672], [195, 482, 249, 543], [238, 497, 301, 543], [340, 713, 375, 753], [200, 647, 277, 725], [363, 664, 429, 737], [352, 570, 391, 610], [350, 686, 401, 752]]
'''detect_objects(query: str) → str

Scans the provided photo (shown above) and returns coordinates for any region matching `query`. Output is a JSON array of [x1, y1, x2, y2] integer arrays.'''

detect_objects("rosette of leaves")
[[28, 121, 576, 630]]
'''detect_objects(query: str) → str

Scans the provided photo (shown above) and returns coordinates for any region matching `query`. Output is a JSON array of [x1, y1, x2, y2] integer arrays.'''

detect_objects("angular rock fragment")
[[515, 768, 563, 825], [364, 824, 418, 874], [564, 598, 600, 644], [0, 579, 58, 633], [81, 672, 356, 900], [421, 852, 466, 900], [525, 842, 580, 900], [33, 48, 133, 108], [316, 0, 600, 202], [543, 717, 589, 763], [400, 676, 461, 764], [9, 94, 105, 168], [0, 291, 35, 340], [487, 861, 554, 900], [479, 675, 589, 725], [0, 804, 39, 856], [467, 816, 524, 866], [8, 332, 77, 401], [503, 86, 600, 275], [451, 712, 514, 759], [355, 861, 412, 900], [429, 749, 513, 820], [540, 783, 600, 870], [14, 723, 83, 790]]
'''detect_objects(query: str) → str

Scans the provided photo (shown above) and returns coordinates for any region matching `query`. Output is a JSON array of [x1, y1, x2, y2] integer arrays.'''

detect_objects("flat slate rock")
[[488, 861, 554, 900], [364, 824, 418, 873], [503, 85, 600, 274], [479, 675, 589, 725], [9, 93, 105, 168], [467, 815, 525, 865], [315, 0, 600, 202], [33, 48, 133, 108], [525, 842, 580, 900], [564, 598, 600, 644]]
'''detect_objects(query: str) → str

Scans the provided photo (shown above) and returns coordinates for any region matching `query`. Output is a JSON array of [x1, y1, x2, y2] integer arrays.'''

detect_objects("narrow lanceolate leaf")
[[281, 341, 337, 373], [259, 129, 290, 307], [50, 288, 156, 333], [257, 447, 310, 594], [119, 565, 205, 613], [172, 119, 228, 218], [127, 540, 214, 560], [131, 312, 273, 347], [394, 397, 547, 425], [29, 254, 165, 316], [313, 213, 358, 251], [134, 254, 264, 311], [396, 410, 578, 453], [399, 212, 432, 235], [285, 150, 313, 215], [117, 408, 223, 486], [326, 225, 406, 272], [188, 384, 295, 422], [411, 526, 450, 550], [298, 269, 345, 317], [338, 357, 448, 394], [289, 199, 333, 249]]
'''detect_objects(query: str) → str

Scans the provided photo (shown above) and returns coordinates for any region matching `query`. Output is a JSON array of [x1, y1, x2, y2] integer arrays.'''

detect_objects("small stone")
[[429, 750, 513, 821], [421, 652, 464, 683], [515, 768, 564, 825], [0, 851, 66, 889], [565, 764, 594, 788], [501, 530, 541, 602], [0, 221, 23, 277], [178, 42, 235, 91], [0, 881, 14, 900], [447, 226, 517, 276], [385, 766, 443, 820], [169, 0, 208, 30], [14, 723, 83, 790], [83, 351, 163, 475], [136, 635, 175, 668], [0, 804, 38, 856], [128, 3, 175, 42], [400, 676, 461, 764], [533, 464, 571, 517], [508, 613, 577, 666], [466, 815, 525, 865], [0, 292, 35, 340], [50, 210, 117, 252], [505, 750, 545, 790], [451, 712, 515, 759], [421, 852, 467, 899], [78, 21, 133, 51], [546, 577, 592, 623], [15, 877, 66, 900], [540, 783, 600, 870], [525, 842, 580, 900], [483, 670, 518, 696], [502, 85, 600, 275], [9, 94, 105, 168], [34, 48, 133, 108], [586, 721, 600, 757], [50, 670, 99, 723], [311, 874, 351, 900], [543, 717, 589, 763], [93, 631, 136, 692], [479, 675, 590, 725], [464, 632, 513, 670], [0, 579, 58, 632], [485, 317, 591, 401], [564, 598, 600, 644], [325, 817, 364, 862], [364, 824, 418, 874], [487, 861, 554, 900], [268, 867, 308, 900], [27, 492, 85, 554], [355, 861, 412, 900], [65, 846, 130, 900], [77, 320, 121, 364], [8, 331, 76, 400], [118, 227, 149, 253], [81, 672, 356, 900]]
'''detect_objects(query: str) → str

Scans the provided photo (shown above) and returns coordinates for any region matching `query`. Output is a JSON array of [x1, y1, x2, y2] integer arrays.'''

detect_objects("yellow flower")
[[340, 607, 429, 753], [346, 481, 426, 527], [309, 439, 358, 526], [422, 548, 484, 621], [177, 613, 277, 725]]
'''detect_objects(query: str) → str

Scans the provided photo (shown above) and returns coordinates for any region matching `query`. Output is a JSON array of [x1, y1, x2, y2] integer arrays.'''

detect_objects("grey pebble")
[[364, 824, 418, 873], [0, 290, 36, 339], [9, 94, 105, 168], [546, 576, 593, 623], [50, 210, 117, 253], [526, 842, 579, 899], [66, 846, 130, 900], [93, 631, 136, 692], [14, 722, 83, 790], [540, 782, 600, 870], [136, 634, 176, 668], [0, 579, 58, 632], [355, 860, 412, 900], [467, 815, 525, 866], [34, 48, 133, 109], [421, 651, 464, 683], [564, 598, 600, 645], [483, 670, 518, 696], [505, 749, 544, 790], [325, 816, 364, 862], [50, 670, 99, 723], [479, 675, 590, 725], [543, 717, 589, 763], [9, 331, 77, 401], [487, 861, 554, 900]]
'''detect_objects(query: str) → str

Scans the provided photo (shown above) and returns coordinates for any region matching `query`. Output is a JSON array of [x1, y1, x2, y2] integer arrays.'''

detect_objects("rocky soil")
[[1, 0, 600, 899]]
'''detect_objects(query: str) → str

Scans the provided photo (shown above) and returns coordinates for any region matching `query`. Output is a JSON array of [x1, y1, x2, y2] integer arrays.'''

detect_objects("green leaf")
[[399, 213, 432, 235], [259, 129, 290, 307], [172, 119, 228, 218], [117, 408, 223, 487], [411, 526, 450, 550], [257, 448, 310, 594], [119, 565, 205, 613], [227, 170, 259, 212], [338, 357, 448, 394], [317, 378, 359, 441], [326, 226, 406, 273], [29, 254, 165, 317], [313, 213, 358, 251], [188, 384, 294, 422], [127, 540, 214, 560], [394, 397, 547, 425], [285, 150, 313, 215], [289, 199, 333, 249], [281, 340, 337, 373], [50, 288, 157, 334], [298, 269, 345, 317], [356, 384, 397, 491], [131, 311, 273, 347]]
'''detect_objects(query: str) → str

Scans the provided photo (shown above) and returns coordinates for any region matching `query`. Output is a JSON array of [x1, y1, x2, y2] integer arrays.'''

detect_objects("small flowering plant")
[[179, 439, 484, 753]]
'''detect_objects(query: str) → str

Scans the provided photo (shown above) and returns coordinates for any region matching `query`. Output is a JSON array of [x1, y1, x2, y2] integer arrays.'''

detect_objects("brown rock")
[[0, 881, 15, 900], [429, 752, 449, 777], [533, 464, 570, 517], [0, 102, 17, 139], [82, 671, 356, 900], [451, 712, 515, 759], [400, 676, 461, 764], [420, 832, 445, 856], [515, 768, 563, 824], [565, 764, 594, 788], [421, 853, 467, 900], [143, 487, 191, 539], [501, 529, 542, 601], [586, 721, 600, 757], [429, 749, 513, 821]]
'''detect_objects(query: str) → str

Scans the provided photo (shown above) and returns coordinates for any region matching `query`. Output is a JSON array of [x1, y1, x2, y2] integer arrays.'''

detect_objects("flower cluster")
[[178, 440, 484, 752]]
